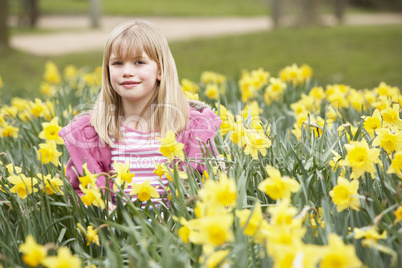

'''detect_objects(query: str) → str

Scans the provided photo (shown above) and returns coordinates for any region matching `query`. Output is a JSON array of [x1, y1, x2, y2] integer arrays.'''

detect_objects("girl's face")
[[109, 51, 161, 109]]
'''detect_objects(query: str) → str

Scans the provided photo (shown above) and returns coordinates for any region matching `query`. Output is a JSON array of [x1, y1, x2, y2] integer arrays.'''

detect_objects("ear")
[[157, 67, 161, 81]]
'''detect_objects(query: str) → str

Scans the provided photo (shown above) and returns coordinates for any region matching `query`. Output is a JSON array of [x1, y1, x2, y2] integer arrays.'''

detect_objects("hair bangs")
[[111, 30, 144, 61]]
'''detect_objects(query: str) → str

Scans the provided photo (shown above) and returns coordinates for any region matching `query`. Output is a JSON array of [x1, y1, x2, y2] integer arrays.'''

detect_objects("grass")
[[1, 24, 401, 102], [171, 24, 402, 89], [37, 0, 269, 17]]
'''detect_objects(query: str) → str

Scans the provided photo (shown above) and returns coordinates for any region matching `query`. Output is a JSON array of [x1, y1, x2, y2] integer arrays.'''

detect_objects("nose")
[[122, 63, 135, 77]]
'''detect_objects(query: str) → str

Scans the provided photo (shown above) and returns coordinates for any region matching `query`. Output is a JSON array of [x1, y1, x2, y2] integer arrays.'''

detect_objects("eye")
[[135, 61, 145, 65], [111, 61, 123, 66]]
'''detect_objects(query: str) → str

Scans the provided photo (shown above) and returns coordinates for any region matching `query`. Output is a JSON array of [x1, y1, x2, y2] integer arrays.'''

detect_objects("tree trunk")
[[0, 0, 9, 51], [335, 0, 348, 24], [29, 0, 39, 27], [301, 0, 320, 25], [90, 0, 101, 28], [271, 0, 281, 28]]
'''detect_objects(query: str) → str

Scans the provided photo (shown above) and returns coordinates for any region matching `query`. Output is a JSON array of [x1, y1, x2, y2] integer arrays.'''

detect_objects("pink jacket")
[[59, 101, 222, 196]]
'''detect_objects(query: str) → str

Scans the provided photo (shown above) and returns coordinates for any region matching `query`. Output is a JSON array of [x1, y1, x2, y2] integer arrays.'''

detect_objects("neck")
[[122, 100, 153, 132]]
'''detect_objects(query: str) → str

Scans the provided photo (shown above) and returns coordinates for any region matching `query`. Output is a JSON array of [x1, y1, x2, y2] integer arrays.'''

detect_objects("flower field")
[[0, 62, 401, 267]]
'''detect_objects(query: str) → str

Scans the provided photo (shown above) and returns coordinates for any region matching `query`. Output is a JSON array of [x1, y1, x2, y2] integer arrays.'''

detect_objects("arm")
[[59, 115, 112, 197], [177, 107, 222, 173]]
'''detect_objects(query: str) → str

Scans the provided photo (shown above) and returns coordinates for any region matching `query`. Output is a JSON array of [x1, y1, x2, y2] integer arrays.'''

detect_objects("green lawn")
[[1, 24, 401, 102], [171, 24, 402, 90], [37, 0, 269, 17]]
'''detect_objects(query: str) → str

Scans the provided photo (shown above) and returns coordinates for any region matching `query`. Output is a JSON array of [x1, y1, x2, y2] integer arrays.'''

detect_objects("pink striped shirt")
[[110, 123, 169, 205]]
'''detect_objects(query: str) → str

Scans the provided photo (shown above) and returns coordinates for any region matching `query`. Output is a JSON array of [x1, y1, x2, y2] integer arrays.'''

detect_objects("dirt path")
[[10, 13, 402, 56]]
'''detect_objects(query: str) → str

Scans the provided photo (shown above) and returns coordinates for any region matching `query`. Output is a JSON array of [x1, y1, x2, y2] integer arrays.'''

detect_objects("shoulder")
[[187, 100, 222, 130], [177, 100, 222, 144], [59, 113, 100, 147]]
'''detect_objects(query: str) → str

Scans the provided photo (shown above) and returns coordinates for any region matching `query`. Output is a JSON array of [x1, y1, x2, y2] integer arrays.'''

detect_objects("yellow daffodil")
[[205, 84, 220, 100], [19, 235, 47, 267], [309, 86, 325, 100], [264, 77, 287, 103], [342, 139, 380, 179], [1, 105, 18, 117], [203, 249, 230, 268], [29, 98, 46, 118], [258, 166, 300, 200], [329, 176, 360, 212], [0, 122, 19, 138], [184, 91, 199, 100], [279, 64, 305, 85], [181, 78, 200, 94], [11, 97, 30, 112], [376, 81, 394, 97], [79, 184, 105, 209], [94, 66, 102, 85], [394, 206, 402, 223], [362, 109, 381, 137], [37, 173, 64, 195], [229, 119, 247, 147], [178, 217, 191, 244], [198, 172, 237, 208], [241, 101, 263, 120], [201, 71, 226, 86], [153, 163, 165, 179], [43, 61, 61, 85], [6, 163, 22, 175], [43, 100, 56, 121], [387, 150, 402, 178], [347, 89, 366, 112], [216, 105, 234, 135], [37, 141, 62, 166], [158, 130, 185, 162], [130, 179, 160, 202], [7, 174, 38, 199], [38, 117, 64, 144], [354, 226, 387, 243], [329, 150, 343, 174], [243, 131, 271, 159], [112, 160, 135, 191], [372, 127, 402, 154], [236, 202, 264, 236], [40, 82, 56, 97], [42, 247, 82, 268], [320, 233, 363, 268], [86, 225, 100, 246], [84, 73, 96, 86], [64, 64, 77, 79], [79, 163, 98, 188], [162, 165, 188, 182], [268, 198, 300, 228], [187, 213, 234, 246], [272, 244, 324, 268], [381, 104, 402, 129]]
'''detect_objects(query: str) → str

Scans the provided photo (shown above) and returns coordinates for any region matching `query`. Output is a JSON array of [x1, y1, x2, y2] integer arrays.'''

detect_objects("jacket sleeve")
[[177, 107, 222, 173], [59, 115, 112, 197]]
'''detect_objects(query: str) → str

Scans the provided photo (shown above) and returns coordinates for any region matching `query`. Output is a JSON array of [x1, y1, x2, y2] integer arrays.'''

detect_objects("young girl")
[[59, 20, 222, 203]]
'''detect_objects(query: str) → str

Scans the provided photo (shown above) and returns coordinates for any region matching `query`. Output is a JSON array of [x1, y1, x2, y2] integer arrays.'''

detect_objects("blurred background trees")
[[0, 0, 9, 51]]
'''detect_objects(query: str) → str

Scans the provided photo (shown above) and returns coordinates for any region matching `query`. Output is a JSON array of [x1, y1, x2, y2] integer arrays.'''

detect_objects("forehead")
[[109, 51, 149, 61], [110, 38, 143, 61]]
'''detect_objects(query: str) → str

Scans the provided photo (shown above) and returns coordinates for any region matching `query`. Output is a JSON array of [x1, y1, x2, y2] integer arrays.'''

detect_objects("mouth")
[[120, 81, 140, 86]]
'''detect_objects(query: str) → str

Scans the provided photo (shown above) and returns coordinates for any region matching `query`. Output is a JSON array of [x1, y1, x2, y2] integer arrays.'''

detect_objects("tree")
[[271, 0, 281, 28], [334, 0, 348, 24], [90, 0, 101, 28], [300, 0, 320, 25], [18, 0, 40, 27], [0, 0, 9, 51]]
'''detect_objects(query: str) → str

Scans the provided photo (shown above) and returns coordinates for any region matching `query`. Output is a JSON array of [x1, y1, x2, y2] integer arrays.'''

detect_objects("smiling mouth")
[[121, 81, 140, 86]]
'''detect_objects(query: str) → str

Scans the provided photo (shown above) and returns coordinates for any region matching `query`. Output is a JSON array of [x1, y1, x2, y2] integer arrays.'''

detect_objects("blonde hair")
[[91, 20, 190, 145]]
